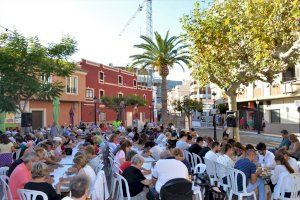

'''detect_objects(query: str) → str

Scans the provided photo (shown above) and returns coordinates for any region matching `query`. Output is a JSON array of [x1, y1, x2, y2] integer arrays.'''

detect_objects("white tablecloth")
[[51, 142, 82, 186]]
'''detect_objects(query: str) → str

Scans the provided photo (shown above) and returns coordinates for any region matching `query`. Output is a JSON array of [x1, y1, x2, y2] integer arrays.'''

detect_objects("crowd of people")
[[0, 121, 300, 200]]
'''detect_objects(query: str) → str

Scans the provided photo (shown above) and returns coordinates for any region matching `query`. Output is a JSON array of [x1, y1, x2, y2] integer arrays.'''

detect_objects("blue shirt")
[[234, 158, 256, 191], [278, 138, 291, 149]]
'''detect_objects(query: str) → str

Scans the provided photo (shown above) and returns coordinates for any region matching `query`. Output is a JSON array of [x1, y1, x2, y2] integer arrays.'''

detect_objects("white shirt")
[[288, 157, 299, 172], [271, 165, 290, 199], [150, 146, 162, 161], [156, 134, 166, 145], [128, 131, 134, 139], [258, 150, 276, 169], [205, 150, 219, 162], [80, 165, 96, 196], [176, 140, 190, 150], [118, 126, 126, 133], [152, 159, 188, 193], [217, 154, 234, 168]]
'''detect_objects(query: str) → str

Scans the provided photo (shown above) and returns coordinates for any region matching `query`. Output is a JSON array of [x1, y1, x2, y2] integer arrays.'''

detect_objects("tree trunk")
[[228, 94, 240, 142], [161, 75, 168, 125]]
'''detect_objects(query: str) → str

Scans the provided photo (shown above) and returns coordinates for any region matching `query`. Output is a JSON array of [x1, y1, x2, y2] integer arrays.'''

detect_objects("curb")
[[196, 127, 282, 143]]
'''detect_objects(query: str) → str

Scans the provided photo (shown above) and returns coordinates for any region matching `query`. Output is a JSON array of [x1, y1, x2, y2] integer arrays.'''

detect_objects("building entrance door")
[[32, 111, 43, 130], [126, 112, 132, 127]]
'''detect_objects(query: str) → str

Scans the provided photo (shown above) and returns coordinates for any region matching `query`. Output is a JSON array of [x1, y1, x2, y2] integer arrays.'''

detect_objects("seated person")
[[234, 149, 265, 200], [25, 162, 65, 200], [122, 155, 152, 199], [271, 154, 295, 199], [85, 145, 101, 172], [144, 141, 162, 161], [188, 136, 203, 155], [62, 175, 90, 200], [150, 150, 189, 196], [175, 131, 190, 150], [204, 141, 220, 162], [120, 150, 137, 172], [172, 148, 192, 174], [277, 149, 299, 172], [256, 142, 276, 169]]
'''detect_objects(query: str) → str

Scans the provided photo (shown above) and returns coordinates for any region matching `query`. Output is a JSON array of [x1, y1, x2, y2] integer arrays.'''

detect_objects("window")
[[270, 109, 280, 123], [99, 90, 104, 98], [86, 89, 94, 98], [66, 76, 78, 94], [118, 75, 123, 85], [133, 79, 137, 87], [118, 93, 123, 98], [282, 66, 296, 82], [99, 72, 104, 82]]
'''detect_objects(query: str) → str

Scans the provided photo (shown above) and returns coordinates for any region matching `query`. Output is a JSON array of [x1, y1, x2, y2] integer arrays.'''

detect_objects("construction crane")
[[119, 0, 153, 87], [119, 0, 145, 37]]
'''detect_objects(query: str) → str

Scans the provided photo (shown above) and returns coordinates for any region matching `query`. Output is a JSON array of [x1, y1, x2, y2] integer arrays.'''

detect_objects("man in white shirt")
[[205, 141, 220, 162], [117, 123, 126, 133], [151, 150, 189, 195], [256, 142, 276, 169], [176, 132, 190, 150]]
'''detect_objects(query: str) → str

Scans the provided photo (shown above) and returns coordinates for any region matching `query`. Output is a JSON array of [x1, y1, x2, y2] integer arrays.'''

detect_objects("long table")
[[51, 142, 82, 188]]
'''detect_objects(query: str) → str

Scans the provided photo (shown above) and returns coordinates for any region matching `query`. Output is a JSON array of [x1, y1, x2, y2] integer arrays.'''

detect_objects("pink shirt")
[[114, 150, 125, 165], [9, 163, 31, 200]]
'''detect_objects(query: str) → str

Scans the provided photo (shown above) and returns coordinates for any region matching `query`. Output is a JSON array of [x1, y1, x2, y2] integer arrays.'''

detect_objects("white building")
[[167, 80, 191, 113]]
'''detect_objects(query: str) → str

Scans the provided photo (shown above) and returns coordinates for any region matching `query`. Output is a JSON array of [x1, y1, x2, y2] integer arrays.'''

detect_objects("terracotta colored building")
[[79, 59, 153, 126], [29, 70, 87, 129]]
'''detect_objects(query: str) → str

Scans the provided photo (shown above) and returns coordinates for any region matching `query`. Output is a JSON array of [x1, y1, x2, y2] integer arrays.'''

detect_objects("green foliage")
[[173, 97, 203, 117], [181, 0, 299, 96], [0, 31, 77, 113], [101, 95, 146, 112], [217, 104, 228, 114], [130, 31, 191, 123]]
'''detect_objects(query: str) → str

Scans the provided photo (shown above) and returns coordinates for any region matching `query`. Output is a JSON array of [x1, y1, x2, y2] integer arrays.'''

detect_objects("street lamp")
[[212, 91, 217, 141], [256, 98, 261, 134]]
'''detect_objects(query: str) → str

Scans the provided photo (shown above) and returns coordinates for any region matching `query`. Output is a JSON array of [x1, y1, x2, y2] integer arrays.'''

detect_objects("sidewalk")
[[197, 127, 282, 143]]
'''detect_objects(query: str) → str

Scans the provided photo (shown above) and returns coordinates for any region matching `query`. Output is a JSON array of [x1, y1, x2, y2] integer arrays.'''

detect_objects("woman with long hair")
[[114, 140, 132, 166], [271, 154, 295, 199], [288, 134, 300, 160]]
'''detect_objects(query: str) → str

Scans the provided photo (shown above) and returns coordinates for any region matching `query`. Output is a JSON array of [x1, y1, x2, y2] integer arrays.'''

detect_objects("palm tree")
[[130, 31, 190, 124]]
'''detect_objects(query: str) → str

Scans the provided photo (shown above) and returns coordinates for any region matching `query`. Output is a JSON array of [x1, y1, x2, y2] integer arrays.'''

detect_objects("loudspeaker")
[[226, 111, 238, 128], [21, 113, 32, 127]]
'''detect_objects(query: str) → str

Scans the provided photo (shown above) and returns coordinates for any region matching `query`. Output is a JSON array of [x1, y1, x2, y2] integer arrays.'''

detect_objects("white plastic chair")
[[203, 158, 218, 186], [0, 175, 13, 200], [0, 167, 9, 176], [115, 173, 131, 200], [228, 168, 256, 200], [194, 163, 206, 175], [95, 163, 104, 175], [184, 150, 195, 171], [18, 189, 48, 200], [91, 170, 110, 200], [193, 153, 202, 166], [215, 162, 231, 195], [275, 173, 300, 200]]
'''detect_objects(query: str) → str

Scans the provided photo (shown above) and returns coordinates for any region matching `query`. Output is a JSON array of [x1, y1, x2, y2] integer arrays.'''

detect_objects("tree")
[[101, 95, 146, 121], [173, 97, 203, 129], [0, 30, 77, 113], [130, 31, 191, 125], [182, 0, 299, 141]]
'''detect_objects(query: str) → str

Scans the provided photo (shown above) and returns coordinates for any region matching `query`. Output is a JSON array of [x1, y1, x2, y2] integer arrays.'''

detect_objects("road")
[[196, 128, 280, 148]]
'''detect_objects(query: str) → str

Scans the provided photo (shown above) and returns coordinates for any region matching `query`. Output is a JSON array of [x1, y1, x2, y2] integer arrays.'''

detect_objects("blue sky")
[[0, 0, 209, 81]]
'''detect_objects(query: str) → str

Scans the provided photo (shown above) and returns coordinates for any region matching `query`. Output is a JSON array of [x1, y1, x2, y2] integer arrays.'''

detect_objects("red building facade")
[[79, 59, 153, 125]]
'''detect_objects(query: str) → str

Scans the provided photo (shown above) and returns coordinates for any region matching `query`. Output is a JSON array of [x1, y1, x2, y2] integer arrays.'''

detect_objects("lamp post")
[[212, 91, 217, 141], [152, 99, 155, 123], [93, 97, 102, 125], [256, 99, 261, 134]]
